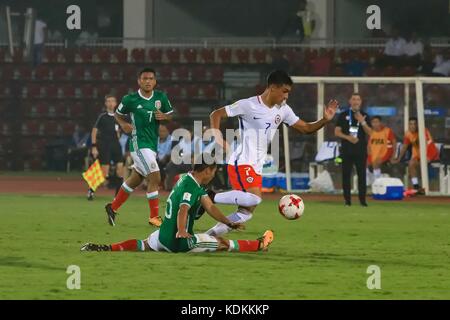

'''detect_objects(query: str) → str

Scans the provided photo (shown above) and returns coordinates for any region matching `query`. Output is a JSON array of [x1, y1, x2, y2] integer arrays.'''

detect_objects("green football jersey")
[[159, 173, 208, 252], [116, 89, 173, 152]]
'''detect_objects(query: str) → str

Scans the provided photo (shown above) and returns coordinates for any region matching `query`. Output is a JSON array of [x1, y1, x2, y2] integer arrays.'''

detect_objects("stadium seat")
[[89, 66, 104, 81], [107, 65, 121, 80], [200, 48, 215, 63], [253, 48, 267, 64], [400, 66, 416, 76], [382, 65, 397, 77], [24, 83, 42, 98], [185, 84, 200, 99], [67, 103, 83, 118], [148, 48, 163, 63], [21, 120, 40, 136], [131, 48, 145, 63], [12, 48, 23, 63], [174, 65, 190, 81], [183, 48, 198, 63], [115, 84, 129, 98], [166, 48, 181, 63], [331, 66, 347, 76], [175, 101, 190, 117], [122, 65, 138, 80], [0, 65, 14, 80], [17, 66, 32, 80], [53, 66, 69, 81], [201, 84, 219, 99], [95, 47, 111, 63], [191, 65, 207, 81], [1, 122, 12, 136], [43, 121, 59, 136], [164, 85, 182, 99], [209, 66, 224, 81], [78, 47, 93, 63], [62, 48, 76, 63], [158, 65, 173, 81], [218, 48, 232, 64], [304, 48, 318, 61], [61, 84, 76, 98], [235, 48, 250, 64], [96, 84, 113, 98], [337, 48, 352, 64], [80, 84, 95, 98], [364, 66, 380, 77], [34, 65, 50, 80], [113, 48, 128, 63], [72, 66, 86, 81], [357, 48, 370, 63], [44, 84, 58, 98]]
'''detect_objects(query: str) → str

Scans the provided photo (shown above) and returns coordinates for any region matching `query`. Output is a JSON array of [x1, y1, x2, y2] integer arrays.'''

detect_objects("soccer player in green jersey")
[[82, 159, 274, 253], [105, 68, 173, 227]]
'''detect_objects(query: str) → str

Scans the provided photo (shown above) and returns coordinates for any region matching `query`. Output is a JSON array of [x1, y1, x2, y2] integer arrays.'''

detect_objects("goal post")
[[283, 76, 450, 195]]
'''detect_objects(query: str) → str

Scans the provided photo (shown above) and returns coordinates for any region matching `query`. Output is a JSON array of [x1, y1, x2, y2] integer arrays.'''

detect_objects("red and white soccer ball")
[[278, 194, 304, 220]]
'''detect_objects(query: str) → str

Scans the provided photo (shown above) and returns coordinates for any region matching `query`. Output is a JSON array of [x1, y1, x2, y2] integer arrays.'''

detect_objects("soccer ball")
[[278, 194, 304, 220]]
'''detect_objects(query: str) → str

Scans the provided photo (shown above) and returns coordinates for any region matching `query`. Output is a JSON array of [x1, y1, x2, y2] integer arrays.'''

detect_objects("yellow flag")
[[82, 159, 105, 191]]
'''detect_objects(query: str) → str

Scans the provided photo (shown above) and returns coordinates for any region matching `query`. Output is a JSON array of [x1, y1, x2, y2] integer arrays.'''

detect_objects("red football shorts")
[[227, 164, 262, 191]]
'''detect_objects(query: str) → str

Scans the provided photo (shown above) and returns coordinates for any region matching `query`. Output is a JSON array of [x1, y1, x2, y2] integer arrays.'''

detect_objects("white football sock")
[[411, 177, 419, 185], [373, 168, 381, 179], [205, 209, 253, 237], [214, 190, 262, 207]]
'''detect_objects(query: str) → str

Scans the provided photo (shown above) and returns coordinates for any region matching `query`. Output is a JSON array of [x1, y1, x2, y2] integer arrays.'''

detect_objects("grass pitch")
[[0, 193, 449, 299]]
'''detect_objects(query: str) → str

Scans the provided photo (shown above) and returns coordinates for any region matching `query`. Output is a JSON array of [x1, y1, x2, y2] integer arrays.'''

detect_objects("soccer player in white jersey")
[[206, 70, 338, 236]]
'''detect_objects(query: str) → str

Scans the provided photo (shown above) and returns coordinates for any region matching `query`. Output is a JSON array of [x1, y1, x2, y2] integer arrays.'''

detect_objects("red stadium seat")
[[78, 47, 93, 63], [382, 65, 397, 77], [34, 65, 50, 80], [175, 101, 190, 117], [191, 65, 207, 81], [96, 84, 113, 98], [89, 66, 104, 81], [400, 66, 416, 76], [0, 65, 14, 80], [62, 121, 76, 136], [131, 48, 145, 63], [357, 48, 370, 63], [166, 48, 181, 63], [174, 65, 190, 81], [61, 84, 76, 98], [53, 66, 69, 80], [331, 65, 346, 76], [115, 84, 129, 98], [67, 103, 83, 118], [43, 47, 58, 63], [158, 65, 173, 81], [304, 48, 318, 61], [24, 83, 41, 98], [107, 65, 121, 80], [209, 66, 224, 81], [235, 48, 250, 64], [95, 47, 111, 63], [113, 48, 128, 63], [52, 102, 68, 118], [12, 48, 23, 63], [253, 49, 267, 64], [62, 48, 75, 63], [43, 121, 59, 136], [164, 85, 182, 100], [44, 84, 58, 98], [183, 48, 198, 63], [364, 66, 380, 77], [21, 120, 40, 136], [80, 84, 95, 98], [122, 65, 138, 80], [200, 48, 215, 63], [148, 48, 163, 63], [201, 84, 219, 100], [185, 84, 199, 99], [218, 48, 232, 64], [71, 65, 86, 81], [17, 66, 32, 79]]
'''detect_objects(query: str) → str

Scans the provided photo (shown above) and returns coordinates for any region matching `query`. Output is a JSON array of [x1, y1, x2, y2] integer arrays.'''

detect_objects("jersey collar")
[[187, 172, 201, 188], [138, 89, 154, 101], [257, 95, 283, 109]]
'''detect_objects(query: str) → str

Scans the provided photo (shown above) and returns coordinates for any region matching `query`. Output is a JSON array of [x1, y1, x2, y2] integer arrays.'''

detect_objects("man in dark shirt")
[[88, 94, 124, 200], [334, 93, 371, 207]]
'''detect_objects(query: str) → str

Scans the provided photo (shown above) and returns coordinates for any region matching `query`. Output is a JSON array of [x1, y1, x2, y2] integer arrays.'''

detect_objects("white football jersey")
[[225, 96, 300, 175]]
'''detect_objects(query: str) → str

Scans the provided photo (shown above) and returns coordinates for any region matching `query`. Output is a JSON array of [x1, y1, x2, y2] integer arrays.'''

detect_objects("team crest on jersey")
[[137, 105, 143, 109], [155, 100, 161, 109], [246, 176, 254, 183], [275, 115, 282, 125], [183, 192, 192, 201]]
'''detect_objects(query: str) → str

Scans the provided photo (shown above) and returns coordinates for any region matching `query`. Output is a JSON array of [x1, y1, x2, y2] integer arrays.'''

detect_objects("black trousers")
[[342, 153, 367, 204]]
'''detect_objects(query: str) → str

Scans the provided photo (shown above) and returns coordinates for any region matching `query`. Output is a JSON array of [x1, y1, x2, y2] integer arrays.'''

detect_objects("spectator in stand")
[[310, 48, 332, 76], [33, 12, 47, 66], [404, 32, 424, 67], [157, 124, 173, 188], [67, 124, 90, 171], [380, 27, 407, 67], [345, 51, 368, 77], [76, 28, 99, 46], [417, 45, 437, 76], [431, 51, 450, 76]]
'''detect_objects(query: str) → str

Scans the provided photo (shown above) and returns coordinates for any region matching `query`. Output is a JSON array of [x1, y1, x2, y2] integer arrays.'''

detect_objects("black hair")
[[138, 67, 156, 78], [371, 115, 382, 121], [409, 117, 418, 122], [193, 155, 217, 172], [350, 92, 362, 98], [267, 70, 293, 87]]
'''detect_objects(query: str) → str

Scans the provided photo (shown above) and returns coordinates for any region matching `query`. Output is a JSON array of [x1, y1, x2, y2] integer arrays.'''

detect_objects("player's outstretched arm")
[[200, 196, 244, 230], [176, 204, 193, 239], [210, 107, 230, 151], [292, 99, 339, 134], [114, 113, 133, 134]]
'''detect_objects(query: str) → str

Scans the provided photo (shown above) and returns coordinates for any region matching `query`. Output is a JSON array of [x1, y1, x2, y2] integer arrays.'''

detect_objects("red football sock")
[[111, 239, 138, 251], [236, 240, 260, 252], [147, 192, 159, 219], [111, 185, 132, 211]]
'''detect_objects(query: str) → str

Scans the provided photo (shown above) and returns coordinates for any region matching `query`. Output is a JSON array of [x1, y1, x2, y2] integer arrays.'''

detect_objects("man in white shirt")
[[404, 32, 423, 67], [205, 70, 338, 236], [33, 15, 47, 66], [381, 28, 406, 67]]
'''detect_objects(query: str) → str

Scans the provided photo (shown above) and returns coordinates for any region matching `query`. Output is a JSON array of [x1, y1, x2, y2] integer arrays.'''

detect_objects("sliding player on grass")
[[205, 70, 338, 236], [82, 159, 274, 253]]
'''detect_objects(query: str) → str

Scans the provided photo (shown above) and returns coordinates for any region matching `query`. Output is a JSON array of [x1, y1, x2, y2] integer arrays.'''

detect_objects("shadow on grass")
[[0, 256, 64, 271]]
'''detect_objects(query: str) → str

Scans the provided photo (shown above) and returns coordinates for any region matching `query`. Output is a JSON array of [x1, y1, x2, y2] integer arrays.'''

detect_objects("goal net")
[[282, 77, 450, 196]]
